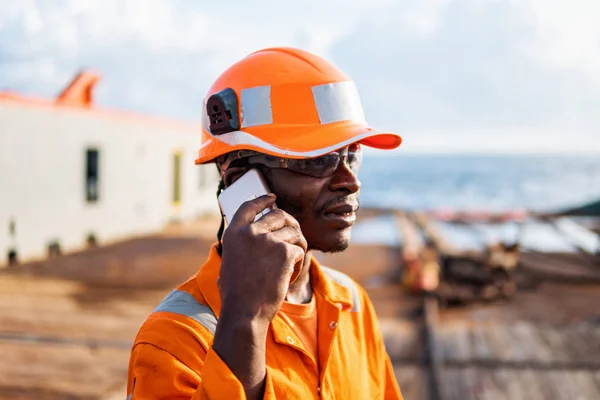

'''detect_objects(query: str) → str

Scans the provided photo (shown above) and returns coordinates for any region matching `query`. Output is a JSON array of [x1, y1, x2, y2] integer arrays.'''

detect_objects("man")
[[127, 47, 404, 399]]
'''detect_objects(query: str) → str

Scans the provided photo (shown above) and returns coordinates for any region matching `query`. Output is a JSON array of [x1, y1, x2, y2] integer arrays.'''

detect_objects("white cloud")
[[519, 0, 600, 83], [0, 0, 599, 152], [328, 0, 600, 153], [0, 0, 390, 118], [390, 128, 600, 155]]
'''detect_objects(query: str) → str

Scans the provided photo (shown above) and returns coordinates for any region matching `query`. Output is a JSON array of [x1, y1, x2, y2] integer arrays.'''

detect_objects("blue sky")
[[1, 0, 599, 154]]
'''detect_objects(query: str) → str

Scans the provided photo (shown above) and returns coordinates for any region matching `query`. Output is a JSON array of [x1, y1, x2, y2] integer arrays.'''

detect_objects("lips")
[[324, 203, 358, 215], [323, 203, 358, 228]]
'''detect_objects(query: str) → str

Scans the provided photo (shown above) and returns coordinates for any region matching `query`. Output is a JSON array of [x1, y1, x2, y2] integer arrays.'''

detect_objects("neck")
[[285, 251, 314, 304]]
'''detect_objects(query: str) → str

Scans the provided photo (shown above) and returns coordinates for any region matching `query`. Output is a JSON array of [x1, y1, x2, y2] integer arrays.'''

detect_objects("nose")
[[328, 159, 361, 194]]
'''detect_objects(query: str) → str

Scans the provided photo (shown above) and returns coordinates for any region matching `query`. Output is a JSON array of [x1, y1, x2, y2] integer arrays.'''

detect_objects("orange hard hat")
[[195, 47, 402, 165]]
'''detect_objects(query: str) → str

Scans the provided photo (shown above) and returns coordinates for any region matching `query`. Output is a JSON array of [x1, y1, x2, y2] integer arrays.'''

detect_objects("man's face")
[[266, 160, 361, 253], [222, 145, 362, 253], [259, 144, 363, 254]]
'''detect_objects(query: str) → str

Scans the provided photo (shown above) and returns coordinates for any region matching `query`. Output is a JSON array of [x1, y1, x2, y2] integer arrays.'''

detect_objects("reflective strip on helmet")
[[203, 80, 365, 134], [312, 81, 366, 125], [241, 85, 273, 128], [201, 128, 380, 158], [153, 289, 217, 335]]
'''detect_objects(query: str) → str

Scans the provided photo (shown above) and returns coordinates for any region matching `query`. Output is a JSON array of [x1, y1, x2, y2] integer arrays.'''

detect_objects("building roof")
[[0, 70, 198, 132]]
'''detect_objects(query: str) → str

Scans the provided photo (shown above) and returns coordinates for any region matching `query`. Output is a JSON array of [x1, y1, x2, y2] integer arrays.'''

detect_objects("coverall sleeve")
[[359, 287, 404, 400], [383, 351, 404, 400], [127, 342, 276, 399]]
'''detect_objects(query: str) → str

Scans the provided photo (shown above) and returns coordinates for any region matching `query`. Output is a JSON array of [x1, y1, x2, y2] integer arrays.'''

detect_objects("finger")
[[287, 244, 306, 270], [269, 226, 308, 252], [272, 244, 305, 283], [229, 194, 277, 226], [254, 208, 301, 233]]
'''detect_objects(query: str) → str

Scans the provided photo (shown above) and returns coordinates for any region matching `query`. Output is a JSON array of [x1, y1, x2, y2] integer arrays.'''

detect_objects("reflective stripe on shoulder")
[[321, 266, 361, 312], [153, 289, 217, 335], [126, 377, 135, 400]]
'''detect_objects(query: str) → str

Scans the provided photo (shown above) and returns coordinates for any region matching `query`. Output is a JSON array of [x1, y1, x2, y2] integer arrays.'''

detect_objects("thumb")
[[229, 194, 277, 226]]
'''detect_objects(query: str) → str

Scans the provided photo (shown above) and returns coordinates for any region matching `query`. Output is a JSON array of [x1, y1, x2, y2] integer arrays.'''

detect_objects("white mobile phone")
[[218, 168, 275, 225]]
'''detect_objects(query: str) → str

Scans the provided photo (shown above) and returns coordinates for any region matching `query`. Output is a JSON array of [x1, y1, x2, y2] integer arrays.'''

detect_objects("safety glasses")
[[223, 144, 362, 178]]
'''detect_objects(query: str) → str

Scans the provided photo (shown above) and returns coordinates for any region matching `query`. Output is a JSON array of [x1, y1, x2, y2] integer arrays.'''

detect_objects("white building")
[[0, 71, 220, 266]]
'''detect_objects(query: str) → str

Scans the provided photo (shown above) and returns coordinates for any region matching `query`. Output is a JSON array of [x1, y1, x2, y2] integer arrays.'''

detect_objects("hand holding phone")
[[217, 190, 308, 325], [217, 169, 305, 289]]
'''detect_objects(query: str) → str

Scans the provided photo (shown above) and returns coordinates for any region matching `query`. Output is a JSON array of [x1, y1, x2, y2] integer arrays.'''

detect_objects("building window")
[[173, 151, 181, 205], [86, 148, 99, 202]]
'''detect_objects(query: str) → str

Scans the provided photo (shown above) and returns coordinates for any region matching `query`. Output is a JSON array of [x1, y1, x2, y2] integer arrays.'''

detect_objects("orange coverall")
[[127, 243, 403, 399]]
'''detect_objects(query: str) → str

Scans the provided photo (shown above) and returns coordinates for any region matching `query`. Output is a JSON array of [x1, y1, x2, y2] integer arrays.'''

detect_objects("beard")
[[275, 190, 355, 254]]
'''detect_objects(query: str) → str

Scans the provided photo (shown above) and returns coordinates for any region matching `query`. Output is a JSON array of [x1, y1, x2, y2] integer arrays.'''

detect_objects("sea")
[[351, 154, 600, 252]]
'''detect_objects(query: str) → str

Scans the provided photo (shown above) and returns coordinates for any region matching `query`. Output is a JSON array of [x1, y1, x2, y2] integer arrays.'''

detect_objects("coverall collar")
[[195, 243, 355, 318]]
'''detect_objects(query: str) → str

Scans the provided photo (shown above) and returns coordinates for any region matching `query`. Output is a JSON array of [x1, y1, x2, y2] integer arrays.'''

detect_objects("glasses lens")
[[298, 153, 341, 177], [242, 145, 362, 178], [347, 148, 362, 174]]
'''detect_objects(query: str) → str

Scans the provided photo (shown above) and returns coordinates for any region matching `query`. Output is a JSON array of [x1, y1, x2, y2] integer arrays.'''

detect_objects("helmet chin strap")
[[215, 169, 226, 257]]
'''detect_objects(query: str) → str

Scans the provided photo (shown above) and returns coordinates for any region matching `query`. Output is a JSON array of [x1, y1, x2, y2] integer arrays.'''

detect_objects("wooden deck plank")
[[380, 318, 423, 362], [473, 368, 503, 400], [486, 323, 518, 361], [438, 368, 462, 400], [0, 342, 128, 399], [441, 323, 471, 361], [571, 371, 600, 400], [537, 326, 572, 363], [394, 367, 427, 400], [511, 322, 554, 362], [470, 324, 494, 360], [492, 369, 526, 400], [593, 371, 600, 395]]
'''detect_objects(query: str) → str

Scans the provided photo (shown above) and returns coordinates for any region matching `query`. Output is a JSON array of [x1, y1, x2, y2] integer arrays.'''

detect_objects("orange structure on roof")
[[56, 70, 101, 107], [0, 69, 198, 131]]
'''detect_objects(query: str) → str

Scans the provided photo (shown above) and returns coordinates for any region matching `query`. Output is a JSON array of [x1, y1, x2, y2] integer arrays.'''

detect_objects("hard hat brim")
[[194, 121, 402, 165]]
